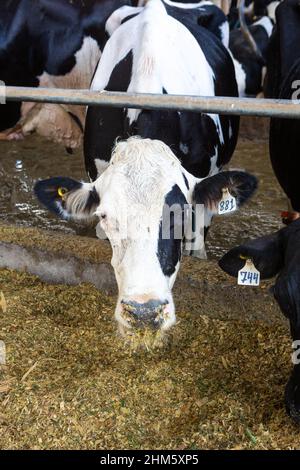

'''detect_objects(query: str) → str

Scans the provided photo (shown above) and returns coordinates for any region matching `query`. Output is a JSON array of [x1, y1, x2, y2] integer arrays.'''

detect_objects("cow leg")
[[0, 125, 24, 141]]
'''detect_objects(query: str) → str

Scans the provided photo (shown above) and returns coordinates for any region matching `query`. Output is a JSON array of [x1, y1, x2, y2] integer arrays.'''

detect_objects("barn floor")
[[1, 120, 300, 449], [0, 261, 299, 450]]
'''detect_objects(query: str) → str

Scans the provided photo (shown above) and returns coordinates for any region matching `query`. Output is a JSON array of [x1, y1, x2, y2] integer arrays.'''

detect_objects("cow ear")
[[219, 231, 284, 280], [192, 170, 257, 213], [34, 177, 100, 221]]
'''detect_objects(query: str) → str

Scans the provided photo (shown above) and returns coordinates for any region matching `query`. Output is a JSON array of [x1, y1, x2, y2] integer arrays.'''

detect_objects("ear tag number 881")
[[218, 188, 237, 215], [238, 259, 260, 287]]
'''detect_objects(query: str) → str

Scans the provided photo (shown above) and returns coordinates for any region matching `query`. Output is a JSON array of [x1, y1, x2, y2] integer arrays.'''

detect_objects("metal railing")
[[4, 86, 300, 119]]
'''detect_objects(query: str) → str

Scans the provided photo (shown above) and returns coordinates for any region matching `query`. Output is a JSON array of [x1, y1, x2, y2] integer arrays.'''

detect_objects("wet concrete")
[[0, 117, 286, 260]]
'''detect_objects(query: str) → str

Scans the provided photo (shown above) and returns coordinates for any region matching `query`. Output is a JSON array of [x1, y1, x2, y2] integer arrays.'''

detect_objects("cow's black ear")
[[219, 231, 284, 280], [193, 170, 258, 213], [34, 177, 100, 221]]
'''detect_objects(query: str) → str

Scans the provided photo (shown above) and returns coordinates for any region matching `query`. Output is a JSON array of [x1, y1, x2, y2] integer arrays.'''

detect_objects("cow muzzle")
[[120, 299, 169, 330]]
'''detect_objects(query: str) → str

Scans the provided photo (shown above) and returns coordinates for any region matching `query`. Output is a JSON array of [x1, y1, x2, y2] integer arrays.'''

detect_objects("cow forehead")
[[96, 139, 191, 206]]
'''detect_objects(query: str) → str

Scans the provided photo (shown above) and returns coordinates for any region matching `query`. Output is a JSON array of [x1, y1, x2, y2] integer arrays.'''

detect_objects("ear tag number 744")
[[238, 259, 260, 287], [218, 188, 237, 215]]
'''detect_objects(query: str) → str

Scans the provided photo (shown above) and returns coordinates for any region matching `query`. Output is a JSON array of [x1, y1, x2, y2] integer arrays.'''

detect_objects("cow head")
[[35, 137, 257, 335], [219, 219, 300, 425]]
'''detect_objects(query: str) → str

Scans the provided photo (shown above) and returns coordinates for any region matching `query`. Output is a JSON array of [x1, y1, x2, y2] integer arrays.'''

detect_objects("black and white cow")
[[35, 0, 257, 334], [219, 219, 300, 424], [84, 0, 238, 182], [228, 0, 280, 28], [230, 16, 273, 96], [35, 137, 257, 334], [0, 0, 130, 147], [219, 0, 300, 424], [264, 0, 300, 216], [106, 1, 230, 57]]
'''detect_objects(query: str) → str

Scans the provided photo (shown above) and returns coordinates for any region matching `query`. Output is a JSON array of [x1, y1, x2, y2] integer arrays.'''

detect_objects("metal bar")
[[4, 86, 300, 119]]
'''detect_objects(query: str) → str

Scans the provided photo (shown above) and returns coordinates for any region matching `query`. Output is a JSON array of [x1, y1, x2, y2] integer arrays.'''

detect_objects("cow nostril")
[[121, 299, 169, 328]]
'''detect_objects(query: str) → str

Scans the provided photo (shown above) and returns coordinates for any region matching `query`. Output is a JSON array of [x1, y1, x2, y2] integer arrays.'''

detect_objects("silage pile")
[[1, 266, 300, 450]]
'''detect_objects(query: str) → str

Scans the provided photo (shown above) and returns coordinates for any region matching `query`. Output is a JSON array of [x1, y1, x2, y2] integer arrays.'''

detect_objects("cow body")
[[0, 0, 130, 146], [84, 0, 239, 183], [265, 0, 300, 214], [230, 16, 273, 96], [107, 1, 230, 47], [219, 0, 300, 425], [219, 219, 300, 424], [34, 1, 257, 338]]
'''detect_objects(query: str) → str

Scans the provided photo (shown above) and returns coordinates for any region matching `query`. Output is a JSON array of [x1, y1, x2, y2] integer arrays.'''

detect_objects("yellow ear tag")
[[57, 187, 68, 199], [218, 188, 237, 215]]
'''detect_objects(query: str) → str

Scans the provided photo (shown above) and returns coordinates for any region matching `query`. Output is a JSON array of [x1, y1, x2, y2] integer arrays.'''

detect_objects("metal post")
[[3, 86, 300, 119]]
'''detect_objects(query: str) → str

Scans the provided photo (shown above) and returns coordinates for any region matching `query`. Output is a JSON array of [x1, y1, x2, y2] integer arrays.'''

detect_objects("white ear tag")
[[218, 188, 237, 215], [238, 259, 260, 287]]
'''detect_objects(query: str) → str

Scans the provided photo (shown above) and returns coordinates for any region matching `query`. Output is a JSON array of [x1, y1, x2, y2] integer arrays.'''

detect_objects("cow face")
[[35, 137, 257, 335]]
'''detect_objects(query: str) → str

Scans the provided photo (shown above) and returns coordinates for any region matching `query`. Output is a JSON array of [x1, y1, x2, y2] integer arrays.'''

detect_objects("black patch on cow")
[[178, 113, 219, 178], [85, 186, 100, 212], [0, 0, 130, 131], [34, 176, 99, 219], [157, 185, 187, 277], [229, 21, 271, 96], [182, 173, 189, 190], [34, 177, 81, 217], [85, 3, 239, 186], [68, 111, 84, 133], [164, 1, 227, 45], [84, 50, 133, 181]]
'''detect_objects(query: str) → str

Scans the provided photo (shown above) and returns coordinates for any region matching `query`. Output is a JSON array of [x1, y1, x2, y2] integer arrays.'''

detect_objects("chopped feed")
[[1, 263, 300, 450]]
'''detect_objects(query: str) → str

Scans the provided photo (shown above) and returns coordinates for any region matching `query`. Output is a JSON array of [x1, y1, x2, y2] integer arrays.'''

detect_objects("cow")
[[0, 0, 131, 148], [228, 0, 280, 28], [219, 0, 300, 424], [35, 137, 257, 336], [229, 16, 273, 96], [34, 0, 257, 336], [264, 0, 300, 219], [219, 219, 300, 424], [84, 0, 239, 183], [106, 1, 230, 48]]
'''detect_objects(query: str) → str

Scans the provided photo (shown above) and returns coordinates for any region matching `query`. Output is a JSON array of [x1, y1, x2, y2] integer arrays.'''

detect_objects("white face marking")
[[93, 138, 200, 333]]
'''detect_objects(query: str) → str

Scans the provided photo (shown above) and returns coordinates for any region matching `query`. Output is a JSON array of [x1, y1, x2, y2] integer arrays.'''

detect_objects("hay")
[[1, 264, 300, 450]]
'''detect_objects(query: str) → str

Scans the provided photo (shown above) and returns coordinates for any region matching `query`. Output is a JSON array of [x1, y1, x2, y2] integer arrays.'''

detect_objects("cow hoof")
[[285, 372, 300, 425]]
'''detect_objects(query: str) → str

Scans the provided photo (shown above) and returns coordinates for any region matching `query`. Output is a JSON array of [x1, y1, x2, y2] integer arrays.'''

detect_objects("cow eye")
[[100, 213, 107, 221]]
